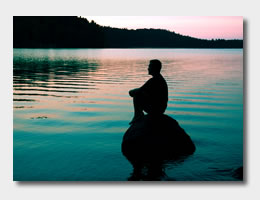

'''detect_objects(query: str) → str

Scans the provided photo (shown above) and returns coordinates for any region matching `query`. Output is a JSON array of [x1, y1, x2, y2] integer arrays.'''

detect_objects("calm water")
[[13, 48, 243, 181]]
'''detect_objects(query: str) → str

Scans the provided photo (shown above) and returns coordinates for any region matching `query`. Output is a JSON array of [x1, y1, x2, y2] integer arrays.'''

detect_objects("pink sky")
[[83, 16, 243, 40]]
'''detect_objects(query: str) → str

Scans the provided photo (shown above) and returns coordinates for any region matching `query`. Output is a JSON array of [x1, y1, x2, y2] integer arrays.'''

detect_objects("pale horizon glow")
[[83, 16, 243, 40]]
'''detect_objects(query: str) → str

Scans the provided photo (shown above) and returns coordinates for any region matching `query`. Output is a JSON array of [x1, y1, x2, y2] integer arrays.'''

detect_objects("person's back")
[[139, 73, 168, 115]]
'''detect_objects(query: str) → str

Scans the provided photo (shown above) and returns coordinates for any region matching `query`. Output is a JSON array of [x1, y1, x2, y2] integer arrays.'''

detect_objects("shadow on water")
[[127, 156, 190, 181]]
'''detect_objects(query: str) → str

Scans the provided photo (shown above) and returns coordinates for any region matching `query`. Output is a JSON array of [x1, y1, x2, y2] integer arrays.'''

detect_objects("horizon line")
[[80, 16, 243, 41]]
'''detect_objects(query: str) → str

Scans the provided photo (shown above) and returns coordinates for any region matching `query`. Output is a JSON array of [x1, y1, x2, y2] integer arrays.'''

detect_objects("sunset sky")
[[83, 16, 243, 40]]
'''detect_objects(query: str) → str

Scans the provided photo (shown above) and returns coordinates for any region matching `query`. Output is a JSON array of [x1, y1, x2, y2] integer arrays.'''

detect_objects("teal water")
[[13, 49, 243, 181]]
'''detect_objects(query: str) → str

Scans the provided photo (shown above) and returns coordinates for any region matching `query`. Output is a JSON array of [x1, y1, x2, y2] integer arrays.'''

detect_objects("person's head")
[[148, 59, 162, 76]]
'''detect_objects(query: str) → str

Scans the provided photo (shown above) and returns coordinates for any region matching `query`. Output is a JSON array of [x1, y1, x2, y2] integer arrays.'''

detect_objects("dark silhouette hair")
[[149, 59, 162, 74]]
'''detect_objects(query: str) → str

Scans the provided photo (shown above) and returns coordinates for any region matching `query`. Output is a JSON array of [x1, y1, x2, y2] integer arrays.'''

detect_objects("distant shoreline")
[[13, 17, 243, 49]]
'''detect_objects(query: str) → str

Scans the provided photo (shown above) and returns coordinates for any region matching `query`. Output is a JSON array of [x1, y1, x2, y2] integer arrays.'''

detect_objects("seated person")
[[129, 59, 168, 124]]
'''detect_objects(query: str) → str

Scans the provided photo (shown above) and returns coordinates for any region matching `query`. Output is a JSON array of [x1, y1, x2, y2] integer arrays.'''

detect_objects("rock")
[[121, 114, 196, 166], [233, 166, 243, 180]]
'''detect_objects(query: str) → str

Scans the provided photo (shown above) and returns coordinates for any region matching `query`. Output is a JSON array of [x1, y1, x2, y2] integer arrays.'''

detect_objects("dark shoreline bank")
[[13, 16, 243, 49]]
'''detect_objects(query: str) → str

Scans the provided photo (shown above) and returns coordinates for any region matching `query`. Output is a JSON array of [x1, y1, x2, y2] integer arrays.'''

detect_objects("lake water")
[[13, 48, 243, 181]]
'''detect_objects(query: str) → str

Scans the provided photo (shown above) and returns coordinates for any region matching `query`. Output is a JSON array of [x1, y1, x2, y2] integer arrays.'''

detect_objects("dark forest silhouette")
[[13, 16, 243, 48]]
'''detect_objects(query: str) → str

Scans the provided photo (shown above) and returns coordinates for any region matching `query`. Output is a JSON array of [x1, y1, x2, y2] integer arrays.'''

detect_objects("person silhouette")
[[129, 59, 168, 124]]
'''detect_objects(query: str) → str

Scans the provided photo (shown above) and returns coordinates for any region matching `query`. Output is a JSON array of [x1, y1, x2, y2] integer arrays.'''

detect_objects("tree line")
[[13, 16, 243, 48]]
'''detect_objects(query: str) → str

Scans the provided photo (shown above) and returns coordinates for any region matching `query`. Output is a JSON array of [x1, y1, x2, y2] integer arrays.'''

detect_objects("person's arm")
[[129, 78, 153, 97]]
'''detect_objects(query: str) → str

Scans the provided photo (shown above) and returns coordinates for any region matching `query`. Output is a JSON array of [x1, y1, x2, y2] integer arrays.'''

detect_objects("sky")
[[83, 16, 243, 40]]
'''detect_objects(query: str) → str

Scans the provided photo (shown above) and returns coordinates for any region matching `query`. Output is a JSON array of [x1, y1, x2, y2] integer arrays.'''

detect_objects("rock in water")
[[121, 114, 196, 165], [232, 166, 243, 180]]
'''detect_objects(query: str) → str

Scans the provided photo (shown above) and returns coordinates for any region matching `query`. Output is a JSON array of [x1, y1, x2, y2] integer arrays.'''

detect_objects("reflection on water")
[[13, 49, 243, 181]]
